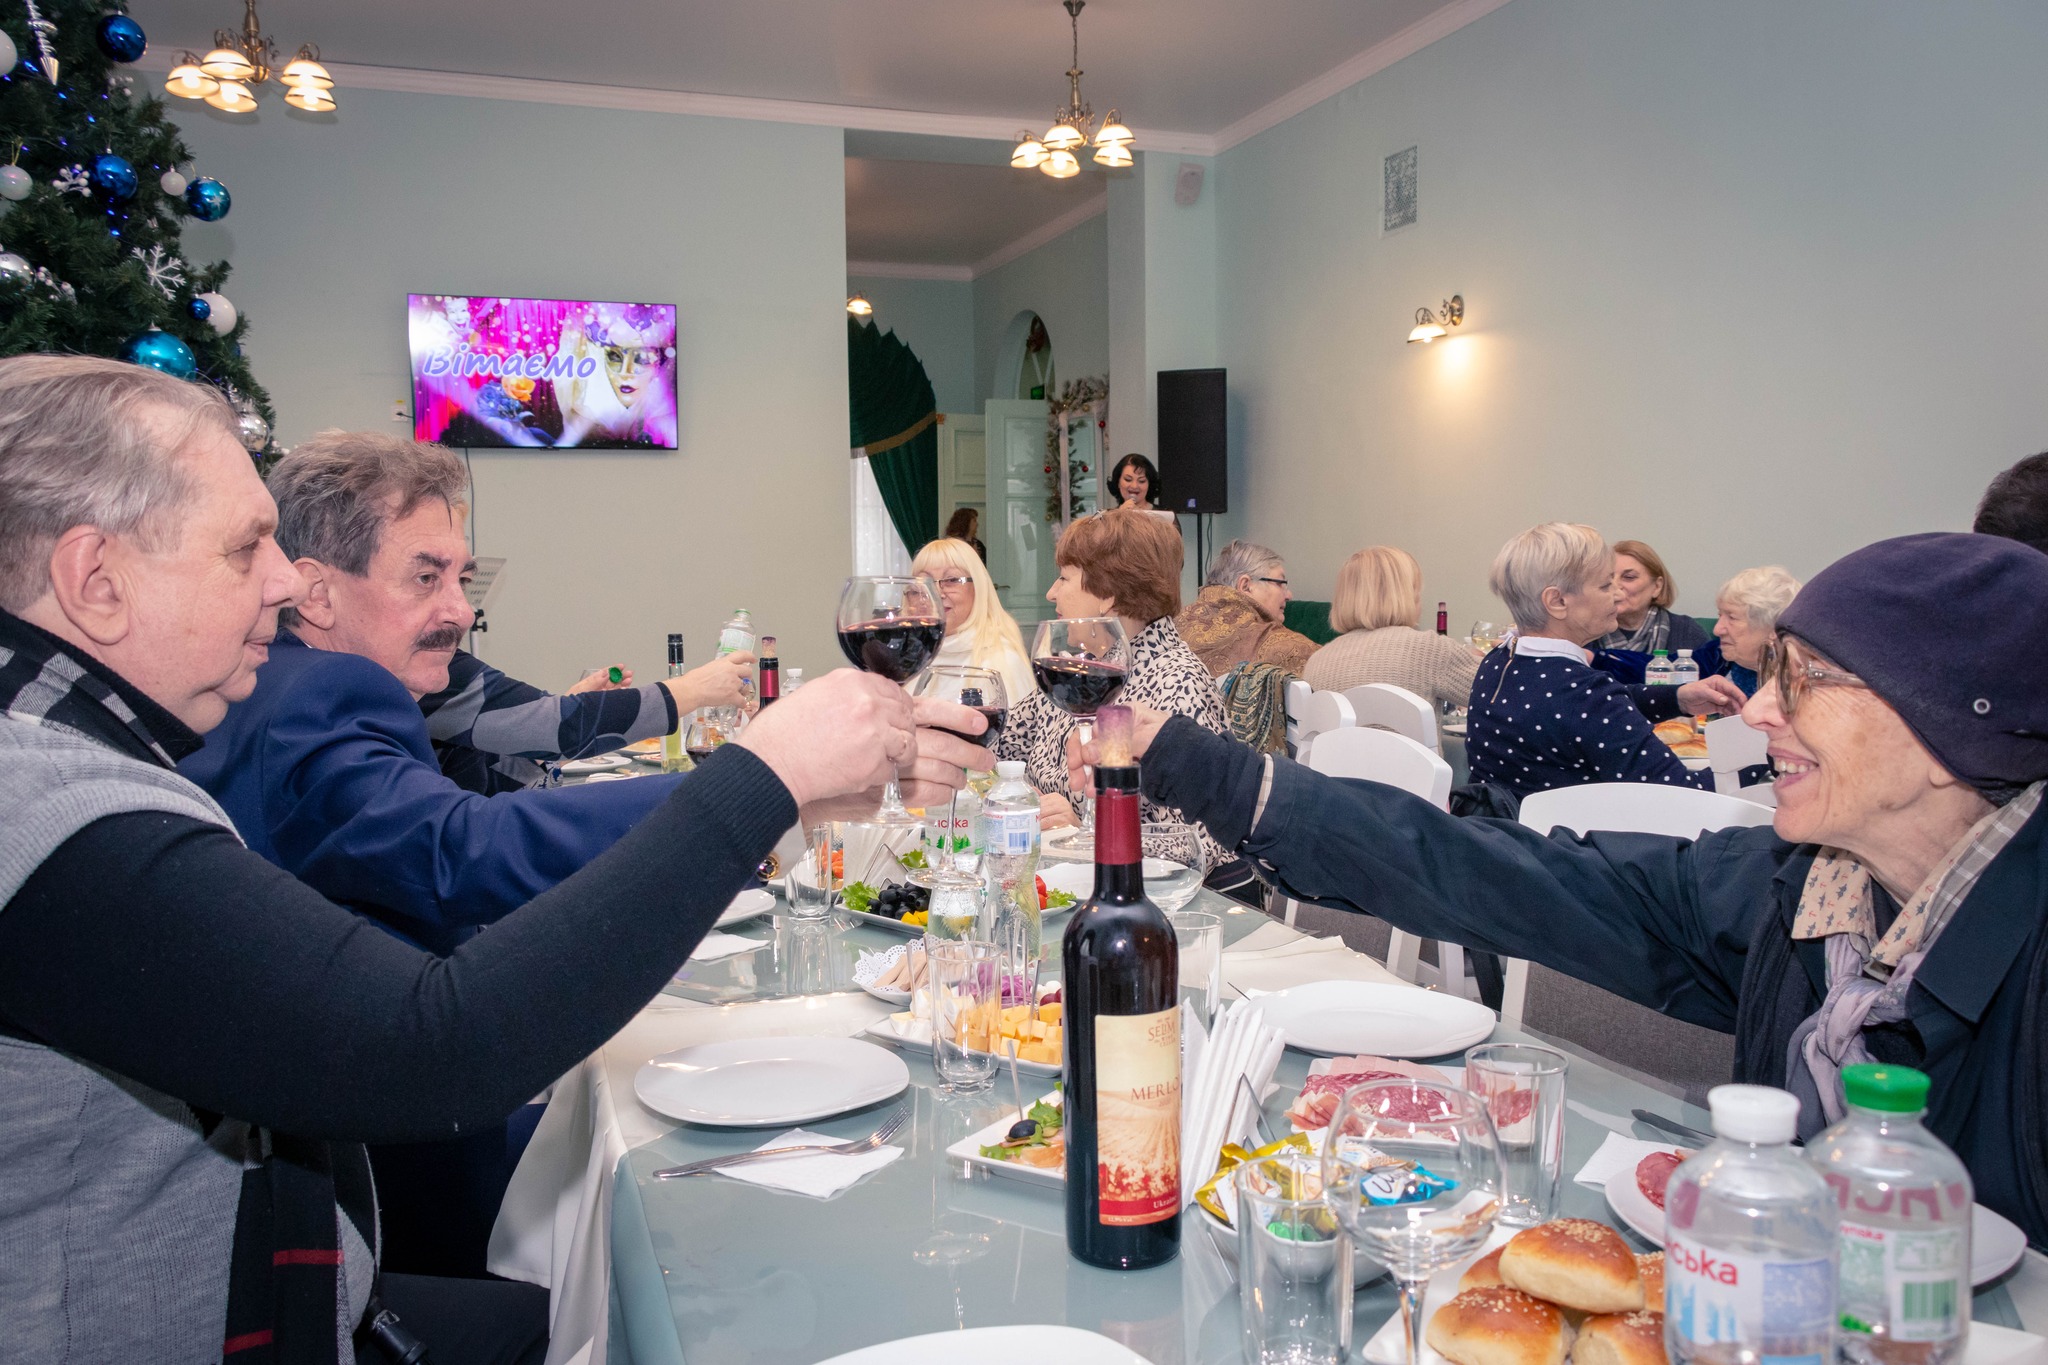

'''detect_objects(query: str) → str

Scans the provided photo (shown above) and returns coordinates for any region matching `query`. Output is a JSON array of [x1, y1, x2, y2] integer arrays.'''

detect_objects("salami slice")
[[1635, 1149, 1685, 1210]]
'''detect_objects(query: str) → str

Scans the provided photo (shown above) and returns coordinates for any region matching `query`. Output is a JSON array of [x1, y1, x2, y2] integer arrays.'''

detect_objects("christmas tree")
[[0, 0, 274, 447]]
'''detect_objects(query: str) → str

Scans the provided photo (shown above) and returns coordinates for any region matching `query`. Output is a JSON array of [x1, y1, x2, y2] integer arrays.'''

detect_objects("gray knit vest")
[[0, 715, 372, 1363]]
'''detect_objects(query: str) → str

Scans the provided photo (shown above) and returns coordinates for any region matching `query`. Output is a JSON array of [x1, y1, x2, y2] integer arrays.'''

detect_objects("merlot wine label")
[[1093, 1008, 1181, 1226]]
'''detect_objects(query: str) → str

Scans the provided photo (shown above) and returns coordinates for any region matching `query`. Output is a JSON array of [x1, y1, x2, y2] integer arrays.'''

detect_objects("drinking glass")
[[1141, 821, 1208, 911], [786, 823, 838, 921], [909, 665, 1007, 885], [926, 938, 1000, 1093], [683, 709, 737, 767], [1238, 1151, 1354, 1365], [1323, 1081, 1504, 1365], [837, 576, 946, 828], [1462, 1043, 1569, 1227], [1469, 622, 1504, 653], [1169, 909, 1222, 1025], [1028, 616, 1131, 851]]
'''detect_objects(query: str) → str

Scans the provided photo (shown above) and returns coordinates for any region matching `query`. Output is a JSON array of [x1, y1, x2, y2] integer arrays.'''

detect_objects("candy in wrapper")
[[1361, 1159, 1455, 1206], [1194, 1132, 1314, 1227]]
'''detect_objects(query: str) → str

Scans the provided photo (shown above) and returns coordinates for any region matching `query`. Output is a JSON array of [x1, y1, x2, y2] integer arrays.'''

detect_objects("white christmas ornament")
[[53, 164, 90, 196], [159, 169, 188, 197], [0, 27, 18, 76], [196, 291, 236, 335], [235, 408, 271, 451], [0, 165, 30, 201], [131, 244, 187, 298], [0, 251, 30, 284]]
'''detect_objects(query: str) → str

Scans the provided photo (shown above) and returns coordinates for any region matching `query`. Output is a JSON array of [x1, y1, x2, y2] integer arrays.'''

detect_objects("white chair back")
[[1291, 689, 1356, 760], [1283, 678, 1315, 754], [1305, 727, 1453, 810], [1341, 682, 1439, 750], [1519, 781, 1777, 839], [1707, 714, 1773, 804]]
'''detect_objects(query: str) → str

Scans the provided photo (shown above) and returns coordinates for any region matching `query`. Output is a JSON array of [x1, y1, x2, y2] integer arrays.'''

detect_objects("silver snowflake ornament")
[[130, 244, 188, 298], [53, 164, 91, 196]]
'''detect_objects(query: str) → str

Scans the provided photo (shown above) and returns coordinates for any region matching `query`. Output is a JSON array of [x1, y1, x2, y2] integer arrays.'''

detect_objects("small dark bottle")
[[1062, 706, 1180, 1270], [1436, 601, 1449, 635], [757, 636, 781, 706]]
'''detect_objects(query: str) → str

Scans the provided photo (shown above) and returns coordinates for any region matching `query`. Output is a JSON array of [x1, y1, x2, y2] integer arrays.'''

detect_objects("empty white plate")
[[1255, 980, 1495, 1058], [634, 1037, 908, 1128], [560, 752, 632, 774], [715, 888, 775, 928], [813, 1325, 1153, 1365]]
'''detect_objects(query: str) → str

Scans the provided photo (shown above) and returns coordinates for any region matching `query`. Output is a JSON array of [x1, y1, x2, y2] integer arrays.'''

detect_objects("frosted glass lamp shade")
[[1042, 148, 1081, 178], [165, 60, 217, 98], [204, 79, 256, 112], [200, 46, 255, 81], [1042, 122, 1084, 153]]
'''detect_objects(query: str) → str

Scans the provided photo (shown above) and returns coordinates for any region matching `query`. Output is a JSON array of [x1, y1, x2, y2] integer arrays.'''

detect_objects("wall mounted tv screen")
[[408, 294, 678, 450]]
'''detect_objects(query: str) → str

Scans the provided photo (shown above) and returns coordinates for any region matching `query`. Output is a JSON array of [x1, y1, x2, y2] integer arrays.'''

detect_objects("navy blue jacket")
[[1467, 646, 1712, 798], [180, 632, 681, 952], [1144, 716, 2048, 1250]]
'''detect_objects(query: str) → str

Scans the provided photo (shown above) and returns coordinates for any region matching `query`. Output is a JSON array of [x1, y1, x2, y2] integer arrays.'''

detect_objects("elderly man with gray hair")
[[0, 356, 984, 1362], [1174, 536, 1319, 677]]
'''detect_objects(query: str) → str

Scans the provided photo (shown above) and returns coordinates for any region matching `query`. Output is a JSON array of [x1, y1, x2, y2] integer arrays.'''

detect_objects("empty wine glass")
[[837, 576, 946, 828], [908, 665, 1007, 885], [1140, 821, 1208, 912], [1029, 616, 1130, 851], [1323, 1080, 1504, 1365]]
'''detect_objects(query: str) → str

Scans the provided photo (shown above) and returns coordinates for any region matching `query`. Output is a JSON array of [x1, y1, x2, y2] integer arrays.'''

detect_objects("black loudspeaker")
[[1156, 368, 1227, 514]]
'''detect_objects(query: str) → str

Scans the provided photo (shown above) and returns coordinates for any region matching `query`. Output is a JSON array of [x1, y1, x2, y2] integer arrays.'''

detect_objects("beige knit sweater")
[[1302, 626, 1481, 711]]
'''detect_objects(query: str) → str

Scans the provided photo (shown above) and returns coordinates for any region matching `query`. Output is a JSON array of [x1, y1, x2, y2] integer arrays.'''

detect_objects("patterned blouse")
[[995, 616, 1231, 866]]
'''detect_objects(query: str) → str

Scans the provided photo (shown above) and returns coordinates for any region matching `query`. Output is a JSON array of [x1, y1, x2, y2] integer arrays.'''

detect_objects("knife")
[[1632, 1108, 1715, 1148]]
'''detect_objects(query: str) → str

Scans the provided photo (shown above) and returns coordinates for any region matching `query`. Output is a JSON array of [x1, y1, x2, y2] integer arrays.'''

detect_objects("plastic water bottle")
[[978, 761, 1042, 957], [1673, 648, 1702, 687], [1806, 1065, 1971, 1365], [1665, 1085, 1837, 1365], [715, 608, 755, 719], [1647, 649, 1676, 686], [922, 788, 983, 872]]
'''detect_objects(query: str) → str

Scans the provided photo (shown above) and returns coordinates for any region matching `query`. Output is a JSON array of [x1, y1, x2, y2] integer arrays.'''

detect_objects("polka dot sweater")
[[1466, 648, 1713, 798]]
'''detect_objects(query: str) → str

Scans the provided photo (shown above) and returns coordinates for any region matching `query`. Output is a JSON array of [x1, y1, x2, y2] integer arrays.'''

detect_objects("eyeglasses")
[[1758, 634, 1867, 716], [934, 575, 975, 589], [1254, 577, 1290, 588]]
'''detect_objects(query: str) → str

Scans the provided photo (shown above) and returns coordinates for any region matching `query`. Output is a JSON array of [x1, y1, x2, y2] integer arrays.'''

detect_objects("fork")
[[650, 1105, 908, 1180]]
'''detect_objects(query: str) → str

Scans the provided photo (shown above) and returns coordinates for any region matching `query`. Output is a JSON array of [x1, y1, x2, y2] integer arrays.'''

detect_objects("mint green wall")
[[971, 211, 1110, 403], [175, 88, 850, 687], [1215, 0, 2048, 627], [846, 274, 977, 413]]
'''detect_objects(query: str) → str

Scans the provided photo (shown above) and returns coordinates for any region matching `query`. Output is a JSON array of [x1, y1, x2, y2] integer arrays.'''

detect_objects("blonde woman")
[[1302, 546, 1480, 711], [912, 537, 1034, 702]]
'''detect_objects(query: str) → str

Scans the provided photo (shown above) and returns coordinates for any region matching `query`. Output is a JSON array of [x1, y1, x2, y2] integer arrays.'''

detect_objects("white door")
[[936, 414, 987, 538], [983, 399, 1052, 625]]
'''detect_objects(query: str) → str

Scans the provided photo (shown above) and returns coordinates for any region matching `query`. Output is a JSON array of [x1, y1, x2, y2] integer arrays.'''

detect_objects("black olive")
[[1006, 1119, 1038, 1141]]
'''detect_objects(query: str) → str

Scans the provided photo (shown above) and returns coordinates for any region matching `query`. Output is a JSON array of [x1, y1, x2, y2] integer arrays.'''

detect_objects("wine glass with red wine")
[[907, 665, 1007, 885], [1029, 616, 1131, 850], [836, 576, 947, 828]]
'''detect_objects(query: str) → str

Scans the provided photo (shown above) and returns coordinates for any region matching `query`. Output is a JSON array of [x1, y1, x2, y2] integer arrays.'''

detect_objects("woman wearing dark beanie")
[[1080, 533, 2048, 1249]]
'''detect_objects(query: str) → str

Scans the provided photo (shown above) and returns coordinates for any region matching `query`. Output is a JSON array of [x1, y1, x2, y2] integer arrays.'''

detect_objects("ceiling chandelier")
[[1011, 0, 1133, 179], [164, 0, 336, 114]]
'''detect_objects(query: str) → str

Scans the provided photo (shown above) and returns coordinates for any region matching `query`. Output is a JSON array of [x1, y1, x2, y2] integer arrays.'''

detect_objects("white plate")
[[1604, 1163, 2028, 1286], [947, 1092, 1066, 1188], [582, 769, 642, 783], [631, 749, 670, 766], [1255, 981, 1496, 1058], [814, 1325, 1151, 1365], [559, 752, 632, 774], [865, 1014, 1062, 1077], [634, 1037, 908, 1128], [715, 888, 775, 928]]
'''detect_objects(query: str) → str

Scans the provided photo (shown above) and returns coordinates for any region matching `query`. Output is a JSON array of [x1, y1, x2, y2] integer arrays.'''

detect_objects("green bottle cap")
[[608, 666, 624, 684], [1842, 1063, 1931, 1113]]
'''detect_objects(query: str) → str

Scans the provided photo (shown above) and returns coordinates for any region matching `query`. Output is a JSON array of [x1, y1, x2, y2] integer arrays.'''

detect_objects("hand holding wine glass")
[[836, 575, 946, 827], [909, 665, 1007, 879]]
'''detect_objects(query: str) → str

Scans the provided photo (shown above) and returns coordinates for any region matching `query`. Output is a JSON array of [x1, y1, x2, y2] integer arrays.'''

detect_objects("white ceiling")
[[142, 0, 1482, 139], [846, 136, 1107, 273]]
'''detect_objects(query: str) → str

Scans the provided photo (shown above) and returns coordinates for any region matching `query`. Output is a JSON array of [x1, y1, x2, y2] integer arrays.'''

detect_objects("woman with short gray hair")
[[1174, 537, 1318, 677], [1714, 565, 1802, 696], [1467, 522, 1717, 797]]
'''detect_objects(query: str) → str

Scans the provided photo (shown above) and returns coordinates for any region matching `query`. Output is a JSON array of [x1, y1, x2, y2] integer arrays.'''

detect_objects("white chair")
[[1289, 689, 1356, 762], [1341, 682, 1439, 751], [1706, 714, 1775, 807], [1498, 781, 1778, 1026], [1283, 678, 1315, 755], [1278, 728, 1454, 989]]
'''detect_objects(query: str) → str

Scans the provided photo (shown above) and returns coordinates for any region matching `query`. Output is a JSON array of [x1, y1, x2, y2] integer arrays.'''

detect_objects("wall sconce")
[[1407, 294, 1463, 343], [846, 293, 874, 317]]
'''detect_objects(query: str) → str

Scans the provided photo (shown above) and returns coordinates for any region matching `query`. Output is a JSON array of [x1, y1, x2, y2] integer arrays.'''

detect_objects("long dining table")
[[490, 881, 2047, 1365]]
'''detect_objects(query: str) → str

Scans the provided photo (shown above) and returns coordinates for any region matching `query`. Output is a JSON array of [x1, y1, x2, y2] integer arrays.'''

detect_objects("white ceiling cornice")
[[847, 261, 975, 282], [134, 0, 1513, 158]]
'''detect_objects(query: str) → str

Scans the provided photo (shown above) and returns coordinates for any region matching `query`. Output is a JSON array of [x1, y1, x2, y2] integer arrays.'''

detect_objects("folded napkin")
[[689, 931, 769, 962], [1222, 932, 1408, 995], [719, 1128, 904, 1198], [1574, 1130, 1689, 1189]]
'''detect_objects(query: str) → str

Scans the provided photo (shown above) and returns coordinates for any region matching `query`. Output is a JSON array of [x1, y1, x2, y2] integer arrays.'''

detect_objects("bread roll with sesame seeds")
[[1572, 1311, 1666, 1365], [1498, 1220, 1644, 1314], [1633, 1253, 1664, 1308], [1426, 1287, 1577, 1365], [1461, 1246, 1507, 1291]]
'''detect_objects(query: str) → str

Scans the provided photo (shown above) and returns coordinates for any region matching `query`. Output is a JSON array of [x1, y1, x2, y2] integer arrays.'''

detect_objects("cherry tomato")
[[1035, 874, 1048, 909]]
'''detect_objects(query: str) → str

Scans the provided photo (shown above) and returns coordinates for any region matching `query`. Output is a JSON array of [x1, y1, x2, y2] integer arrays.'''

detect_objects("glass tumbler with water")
[[1238, 1151, 1353, 1365], [1462, 1042, 1569, 1226], [1665, 1085, 1836, 1365], [926, 938, 1000, 1093]]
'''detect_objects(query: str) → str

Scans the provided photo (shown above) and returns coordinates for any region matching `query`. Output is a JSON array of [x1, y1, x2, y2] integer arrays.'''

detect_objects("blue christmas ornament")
[[120, 328, 197, 380], [91, 154, 138, 202], [94, 14, 148, 63], [188, 296, 212, 323], [184, 176, 230, 222]]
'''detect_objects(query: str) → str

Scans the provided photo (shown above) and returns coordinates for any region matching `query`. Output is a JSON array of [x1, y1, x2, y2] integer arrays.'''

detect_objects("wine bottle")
[[1062, 705, 1180, 1270], [1436, 600, 1449, 635], [661, 633, 692, 773], [757, 636, 781, 707]]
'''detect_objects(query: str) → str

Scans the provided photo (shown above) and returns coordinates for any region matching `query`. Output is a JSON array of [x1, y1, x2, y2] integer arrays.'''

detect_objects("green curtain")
[[1284, 599, 1338, 645], [848, 318, 940, 555]]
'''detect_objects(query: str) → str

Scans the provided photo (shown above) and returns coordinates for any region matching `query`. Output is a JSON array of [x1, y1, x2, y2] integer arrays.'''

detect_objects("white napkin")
[[718, 1128, 904, 1198], [1222, 932, 1408, 995], [1575, 1130, 1688, 1188], [689, 931, 769, 962]]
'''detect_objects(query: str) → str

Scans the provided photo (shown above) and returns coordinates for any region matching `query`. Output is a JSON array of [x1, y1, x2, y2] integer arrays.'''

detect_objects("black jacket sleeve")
[[0, 745, 794, 1145], [1142, 715, 1789, 1031]]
